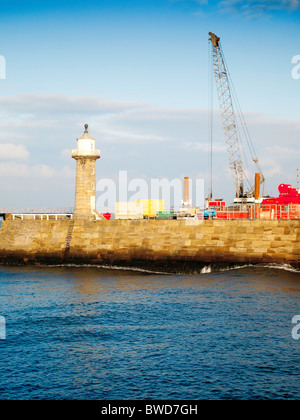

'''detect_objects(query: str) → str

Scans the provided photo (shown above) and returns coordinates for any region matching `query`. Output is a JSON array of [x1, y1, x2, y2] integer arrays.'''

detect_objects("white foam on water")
[[200, 266, 212, 274], [216, 263, 300, 274], [40, 262, 300, 275], [44, 263, 171, 275], [261, 263, 300, 274]]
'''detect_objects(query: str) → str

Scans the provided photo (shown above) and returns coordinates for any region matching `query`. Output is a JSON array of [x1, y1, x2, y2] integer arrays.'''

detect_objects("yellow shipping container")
[[136, 199, 165, 218]]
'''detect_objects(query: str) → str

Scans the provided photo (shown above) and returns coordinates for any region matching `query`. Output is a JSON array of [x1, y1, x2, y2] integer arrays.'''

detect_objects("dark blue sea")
[[0, 264, 299, 400]]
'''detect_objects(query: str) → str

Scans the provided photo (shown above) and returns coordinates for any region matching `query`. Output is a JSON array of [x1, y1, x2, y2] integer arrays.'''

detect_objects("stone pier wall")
[[0, 219, 299, 271]]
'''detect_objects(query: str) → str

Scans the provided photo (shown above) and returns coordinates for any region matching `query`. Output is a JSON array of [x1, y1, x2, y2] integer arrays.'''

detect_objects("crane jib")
[[208, 32, 265, 199]]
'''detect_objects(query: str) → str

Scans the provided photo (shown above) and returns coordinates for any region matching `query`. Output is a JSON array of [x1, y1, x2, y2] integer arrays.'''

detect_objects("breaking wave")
[[43, 263, 171, 275], [40, 262, 299, 275], [202, 263, 300, 274], [261, 263, 300, 273]]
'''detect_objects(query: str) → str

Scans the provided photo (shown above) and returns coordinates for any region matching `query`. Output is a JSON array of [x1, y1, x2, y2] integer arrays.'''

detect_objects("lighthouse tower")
[[72, 124, 101, 220]]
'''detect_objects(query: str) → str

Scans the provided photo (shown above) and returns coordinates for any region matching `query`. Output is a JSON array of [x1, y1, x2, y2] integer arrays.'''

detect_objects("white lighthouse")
[[72, 124, 102, 220]]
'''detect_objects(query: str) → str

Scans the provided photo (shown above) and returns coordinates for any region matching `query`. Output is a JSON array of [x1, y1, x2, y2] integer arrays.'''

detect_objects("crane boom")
[[208, 32, 265, 199]]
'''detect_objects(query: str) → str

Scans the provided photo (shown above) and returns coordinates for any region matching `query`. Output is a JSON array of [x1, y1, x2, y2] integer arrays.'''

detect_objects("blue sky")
[[0, 0, 299, 209]]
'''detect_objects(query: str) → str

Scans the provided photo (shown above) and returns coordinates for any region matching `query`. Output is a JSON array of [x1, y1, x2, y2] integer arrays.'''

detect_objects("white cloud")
[[0, 162, 74, 179], [219, 0, 300, 16], [0, 162, 53, 178], [94, 128, 170, 144], [171, 0, 208, 4], [172, 0, 300, 16], [0, 162, 29, 177], [265, 145, 300, 157], [258, 156, 283, 177], [0, 143, 30, 160], [61, 165, 74, 179], [183, 141, 226, 152], [0, 94, 142, 117], [60, 148, 72, 159], [0, 93, 298, 206]]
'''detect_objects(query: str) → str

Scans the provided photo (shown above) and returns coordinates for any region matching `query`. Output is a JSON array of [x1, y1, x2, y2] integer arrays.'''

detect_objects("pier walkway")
[[0, 208, 73, 221]]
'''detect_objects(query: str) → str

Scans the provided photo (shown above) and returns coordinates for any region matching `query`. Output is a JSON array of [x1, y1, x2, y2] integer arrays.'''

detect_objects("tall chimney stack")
[[183, 177, 190, 206], [255, 173, 260, 201]]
